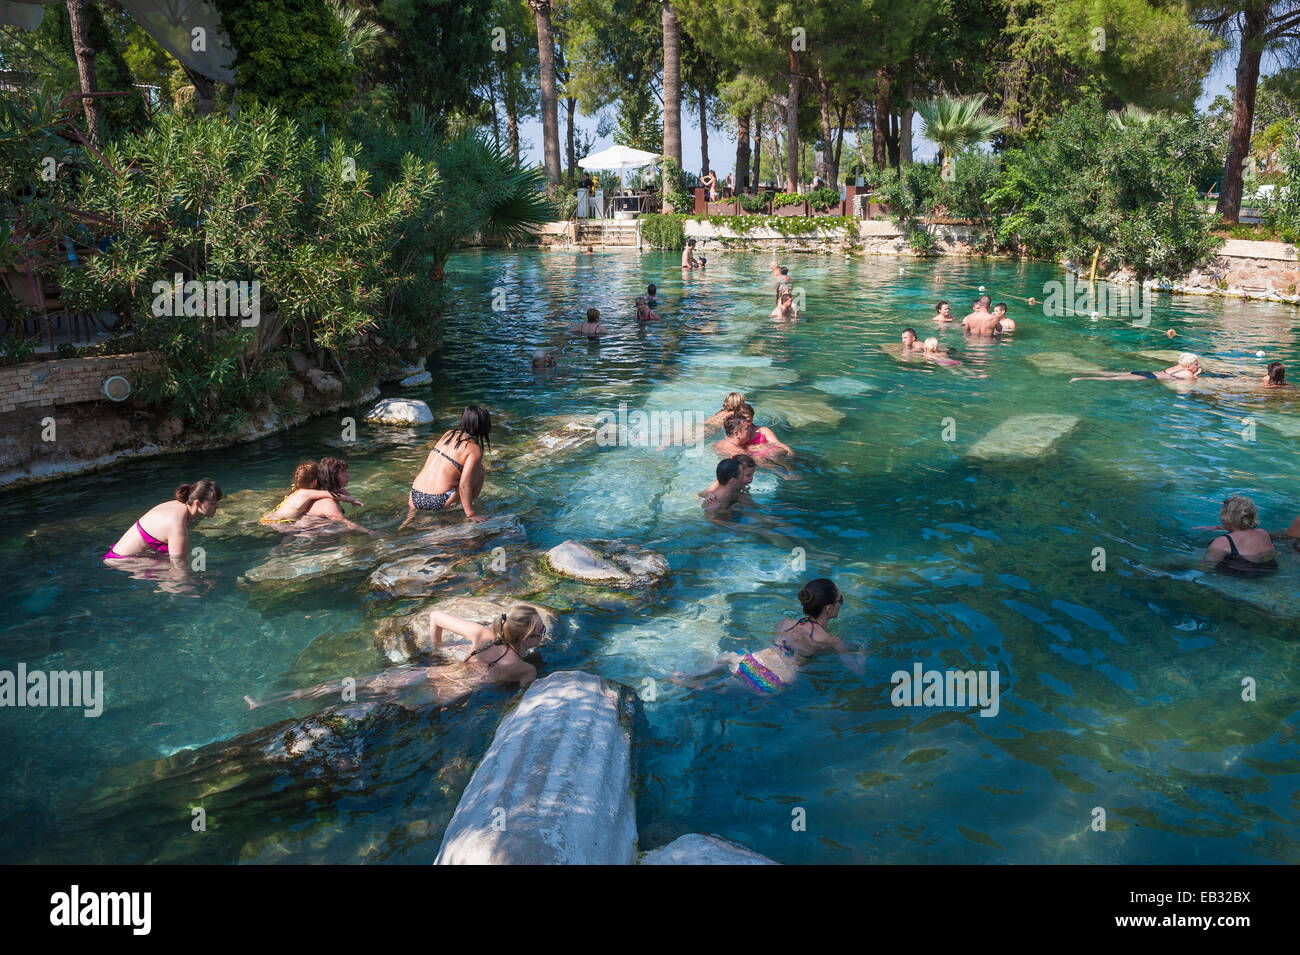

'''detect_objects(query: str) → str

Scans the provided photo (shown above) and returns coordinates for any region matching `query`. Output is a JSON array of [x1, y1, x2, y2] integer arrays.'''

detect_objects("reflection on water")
[[0, 250, 1297, 864]]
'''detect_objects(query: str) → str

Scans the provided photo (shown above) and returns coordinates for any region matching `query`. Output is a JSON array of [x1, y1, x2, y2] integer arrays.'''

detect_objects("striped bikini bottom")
[[735, 652, 786, 694]]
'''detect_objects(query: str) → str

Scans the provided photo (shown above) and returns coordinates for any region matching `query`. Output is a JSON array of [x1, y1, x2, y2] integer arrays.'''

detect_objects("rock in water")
[[399, 371, 433, 387], [435, 671, 638, 865], [640, 833, 778, 865], [503, 414, 602, 467], [757, 396, 846, 429], [544, 539, 669, 587], [1024, 352, 1105, 375], [812, 376, 877, 396], [966, 414, 1080, 461], [364, 398, 434, 426], [367, 554, 456, 598], [373, 595, 558, 663]]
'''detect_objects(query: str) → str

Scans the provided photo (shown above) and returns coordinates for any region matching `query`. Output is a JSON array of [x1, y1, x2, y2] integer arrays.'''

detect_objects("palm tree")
[[529, 0, 562, 185], [327, 0, 385, 64], [914, 93, 1007, 173], [1107, 105, 1155, 131], [661, 1, 682, 196]]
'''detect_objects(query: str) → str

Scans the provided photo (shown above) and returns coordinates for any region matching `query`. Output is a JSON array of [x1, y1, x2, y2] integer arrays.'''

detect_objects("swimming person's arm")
[[1285, 515, 1300, 539], [823, 633, 867, 674], [1201, 536, 1230, 566], [760, 427, 793, 454], [169, 516, 191, 572], [428, 611, 493, 650]]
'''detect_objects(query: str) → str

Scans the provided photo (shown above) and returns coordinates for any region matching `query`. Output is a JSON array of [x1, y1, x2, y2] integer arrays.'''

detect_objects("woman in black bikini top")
[[408, 405, 491, 518]]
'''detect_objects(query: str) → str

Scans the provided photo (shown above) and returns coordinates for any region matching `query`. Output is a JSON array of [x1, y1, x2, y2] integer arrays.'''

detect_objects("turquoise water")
[[1, 249, 1298, 863]]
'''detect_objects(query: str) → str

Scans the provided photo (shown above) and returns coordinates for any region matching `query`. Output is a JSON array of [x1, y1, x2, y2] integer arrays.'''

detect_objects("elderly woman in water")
[[1070, 353, 1201, 383], [104, 479, 222, 569], [244, 604, 548, 709], [680, 579, 865, 693], [1202, 495, 1278, 576]]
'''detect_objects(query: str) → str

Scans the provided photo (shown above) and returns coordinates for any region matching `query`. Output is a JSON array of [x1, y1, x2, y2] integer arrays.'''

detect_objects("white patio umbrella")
[[578, 144, 660, 190]]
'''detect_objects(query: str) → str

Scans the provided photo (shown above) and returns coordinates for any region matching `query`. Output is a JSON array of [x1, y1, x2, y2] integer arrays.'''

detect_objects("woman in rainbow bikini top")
[[104, 479, 223, 568]]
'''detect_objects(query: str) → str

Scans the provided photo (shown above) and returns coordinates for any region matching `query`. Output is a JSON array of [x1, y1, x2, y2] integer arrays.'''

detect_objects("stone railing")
[[0, 352, 155, 415]]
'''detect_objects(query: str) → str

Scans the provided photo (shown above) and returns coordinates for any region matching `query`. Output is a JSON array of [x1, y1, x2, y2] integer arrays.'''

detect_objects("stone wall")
[[0, 353, 156, 414], [1144, 239, 1300, 304]]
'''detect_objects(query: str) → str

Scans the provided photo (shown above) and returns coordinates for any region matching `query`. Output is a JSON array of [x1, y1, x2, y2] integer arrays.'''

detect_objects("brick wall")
[[0, 353, 156, 414]]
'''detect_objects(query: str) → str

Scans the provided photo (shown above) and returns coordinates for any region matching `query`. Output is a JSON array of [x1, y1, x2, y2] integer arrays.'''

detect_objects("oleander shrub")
[[639, 213, 687, 249]]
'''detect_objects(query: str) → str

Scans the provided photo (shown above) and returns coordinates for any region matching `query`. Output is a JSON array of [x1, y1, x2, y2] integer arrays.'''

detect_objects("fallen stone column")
[[436, 670, 638, 865]]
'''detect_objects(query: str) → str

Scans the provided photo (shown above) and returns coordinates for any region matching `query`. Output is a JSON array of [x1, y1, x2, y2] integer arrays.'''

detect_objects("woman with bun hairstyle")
[[682, 578, 865, 693], [244, 604, 548, 710], [104, 479, 223, 569]]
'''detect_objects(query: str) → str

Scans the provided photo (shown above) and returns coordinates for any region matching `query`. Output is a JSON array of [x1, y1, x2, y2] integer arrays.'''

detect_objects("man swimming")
[[682, 239, 700, 270], [699, 457, 750, 513], [992, 302, 1015, 331], [901, 328, 926, 351]]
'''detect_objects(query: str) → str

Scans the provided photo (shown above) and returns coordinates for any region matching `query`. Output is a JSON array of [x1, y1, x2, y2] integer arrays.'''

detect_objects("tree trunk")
[[786, 49, 799, 191], [66, 0, 101, 146], [886, 112, 900, 168], [532, 1, 562, 185], [1216, 6, 1268, 223], [661, 1, 682, 193], [830, 102, 847, 186], [699, 89, 709, 181], [487, 70, 501, 149], [736, 110, 751, 191], [900, 105, 913, 164], [872, 69, 891, 170], [752, 112, 762, 187], [507, 108, 519, 163], [566, 96, 576, 185]]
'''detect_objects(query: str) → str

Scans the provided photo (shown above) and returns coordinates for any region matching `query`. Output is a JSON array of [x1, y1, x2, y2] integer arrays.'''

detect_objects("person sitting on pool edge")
[[992, 302, 1015, 331], [407, 404, 491, 521], [679, 578, 865, 693], [635, 296, 660, 322], [699, 456, 754, 512], [260, 461, 362, 528], [105, 479, 222, 569], [934, 301, 953, 323], [901, 328, 926, 351], [245, 604, 549, 710], [1070, 353, 1201, 383], [567, 307, 607, 337], [1202, 495, 1277, 576], [714, 414, 793, 458]]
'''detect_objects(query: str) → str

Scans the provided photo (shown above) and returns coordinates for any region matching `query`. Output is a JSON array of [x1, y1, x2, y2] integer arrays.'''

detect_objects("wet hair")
[[779, 267, 789, 276], [449, 404, 492, 451], [175, 478, 223, 505], [586, 307, 600, 322], [1267, 361, 1285, 384], [317, 457, 349, 496], [687, 239, 696, 247], [737, 403, 755, 419], [992, 322, 1004, 334], [1178, 352, 1198, 368], [721, 391, 745, 413], [647, 283, 656, 295], [923, 337, 939, 351], [1220, 495, 1260, 530], [902, 327, 917, 339], [978, 294, 991, 308], [993, 302, 1007, 313], [489, 604, 547, 655], [636, 296, 647, 306], [732, 453, 756, 469], [716, 458, 741, 484], [797, 578, 841, 618], [723, 414, 751, 437], [292, 461, 319, 491], [532, 348, 554, 365], [935, 301, 948, 312]]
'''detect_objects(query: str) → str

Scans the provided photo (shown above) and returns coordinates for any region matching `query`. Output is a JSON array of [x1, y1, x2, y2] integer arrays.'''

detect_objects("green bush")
[[871, 163, 941, 231], [1259, 139, 1300, 241], [806, 186, 841, 210], [0, 337, 37, 367], [738, 192, 769, 213], [773, 192, 804, 208], [639, 213, 687, 249], [986, 102, 1220, 276]]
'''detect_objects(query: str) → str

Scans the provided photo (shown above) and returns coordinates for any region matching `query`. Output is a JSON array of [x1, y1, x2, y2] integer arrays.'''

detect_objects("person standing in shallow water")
[[105, 479, 222, 570], [408, 405, 491, 522]]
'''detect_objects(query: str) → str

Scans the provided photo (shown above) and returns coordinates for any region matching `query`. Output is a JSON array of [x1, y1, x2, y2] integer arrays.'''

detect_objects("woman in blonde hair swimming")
[[1202, 495, 1277, 576], [244, 604, 548, 710]]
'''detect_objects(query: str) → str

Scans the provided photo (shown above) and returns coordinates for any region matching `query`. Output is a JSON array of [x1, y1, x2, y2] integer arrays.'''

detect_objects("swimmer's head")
[[456, 404, 492, 450], [586, 307, 600, 322], [687, 239, 696, 248], [1178, 352, 1199, 369], [176, 478, 223, 515], [636, 296, 647, 307], [493, 604, 548, 654], [1167, 328, 1177, 338], [978, 294, 991, 309], [731, 453, 756, 484], [993, 302, 1007, 316], [723, 414, 754, 440], [780, 267, 789, 277], [798, 578, 842, 619], [923, 337, 940, 352], [1220, 495, 1260, 531], [292, 460, 319, 490], [318, 456, 350, 493], [737, 403, 755, 420], [722, 392, 746, 412], [902, 328, 918, 346], [532, 348, 556, 368], [1267, 361, 1286, 384], [992, 321, 1004, 334], [716, 457, 742, 486], [647, 283, 656, 296], [936, 301, 949, 316]]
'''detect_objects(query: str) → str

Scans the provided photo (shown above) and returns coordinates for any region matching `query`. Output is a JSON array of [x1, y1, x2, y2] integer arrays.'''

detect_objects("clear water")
[[2, 249, 1298, 864]]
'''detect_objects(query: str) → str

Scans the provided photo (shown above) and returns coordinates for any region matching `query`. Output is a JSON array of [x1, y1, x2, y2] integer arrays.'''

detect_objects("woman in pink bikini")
[[104, 479, 223, 569]]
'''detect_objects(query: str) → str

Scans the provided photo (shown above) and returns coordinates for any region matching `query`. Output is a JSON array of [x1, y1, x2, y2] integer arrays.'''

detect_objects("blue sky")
[[516, 48, 1246, 179]]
